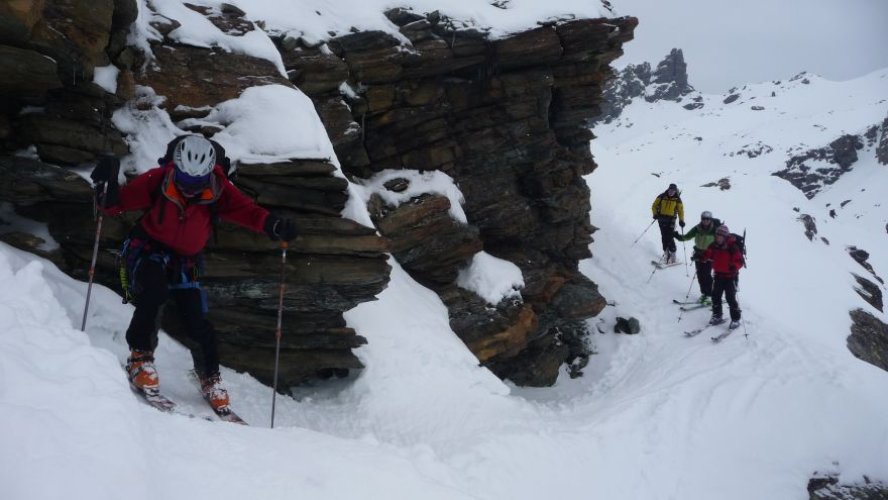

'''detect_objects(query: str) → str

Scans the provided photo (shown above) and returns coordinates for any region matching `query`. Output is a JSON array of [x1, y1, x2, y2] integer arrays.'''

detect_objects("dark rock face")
[[848, 309, 888, 374], [369, 193, 482, 285], [798, 214, 818, 241], [139, 45, 290, 110], [773, 132, 868, 199], [852, 274, 883, 312], [0, 2, 636, 387], [0, 45, 63, 103], [809, 473, 888, 500], [592, 48, 694, 124], [0, 1, 129, 160], [848, 246, 885, 312], [650, 48, 691, 101], [877, 114, 888, 166], [281, 15, 635, 385]]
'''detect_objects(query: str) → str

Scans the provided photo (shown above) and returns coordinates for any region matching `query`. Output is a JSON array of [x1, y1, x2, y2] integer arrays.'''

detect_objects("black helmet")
[[701, 210, 712, 220]]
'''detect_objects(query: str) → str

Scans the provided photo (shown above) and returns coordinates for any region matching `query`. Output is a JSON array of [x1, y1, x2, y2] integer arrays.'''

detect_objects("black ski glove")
[[264, 215, 297, 241], [91, 155, 120, 184], [679, 220, 686, 228], [91, 155, 120, 207]]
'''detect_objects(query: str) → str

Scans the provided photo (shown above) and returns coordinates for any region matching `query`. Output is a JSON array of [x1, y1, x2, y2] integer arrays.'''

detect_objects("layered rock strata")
[[282, 12, 635, 384]]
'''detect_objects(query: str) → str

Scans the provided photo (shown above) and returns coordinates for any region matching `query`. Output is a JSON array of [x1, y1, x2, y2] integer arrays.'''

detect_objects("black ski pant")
[[692, 251, 713, 297], [657, 217, 677, 253], [125, 258, 220, 377], [711, 274, 741, 321]]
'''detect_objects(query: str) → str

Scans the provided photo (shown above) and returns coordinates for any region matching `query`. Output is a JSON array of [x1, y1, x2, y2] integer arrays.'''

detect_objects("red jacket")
[[702, 237, 744, 279], [104, 164, 269, 256]]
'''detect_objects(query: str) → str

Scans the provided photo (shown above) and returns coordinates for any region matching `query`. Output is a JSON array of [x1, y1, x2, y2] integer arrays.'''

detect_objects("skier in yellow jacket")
[[651, 183, 685, 264]]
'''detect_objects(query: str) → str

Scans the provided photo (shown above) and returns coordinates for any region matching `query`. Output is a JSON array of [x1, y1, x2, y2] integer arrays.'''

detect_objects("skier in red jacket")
[[91, 135, 296, 411], [701, 224, 744, 329]]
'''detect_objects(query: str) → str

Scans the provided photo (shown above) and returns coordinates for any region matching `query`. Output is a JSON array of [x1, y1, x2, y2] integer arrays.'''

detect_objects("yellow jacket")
[[652, 194, 684, 222]]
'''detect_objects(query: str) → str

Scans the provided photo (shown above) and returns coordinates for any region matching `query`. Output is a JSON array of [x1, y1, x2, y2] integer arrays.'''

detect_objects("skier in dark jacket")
[[675, 210, 721, 304], [651, 183, 685, 264], [91, 134, 296, 411], [701, 224, 744, 329]]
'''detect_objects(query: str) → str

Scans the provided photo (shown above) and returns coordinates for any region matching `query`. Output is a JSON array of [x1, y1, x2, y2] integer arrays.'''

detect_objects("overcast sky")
[[611, 0, 888, 93]]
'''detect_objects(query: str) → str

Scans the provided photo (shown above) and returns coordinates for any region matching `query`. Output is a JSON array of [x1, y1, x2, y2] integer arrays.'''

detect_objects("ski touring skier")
[[651, 183, 685, 265], [90, 134, 297, 413], [700, 224, 744, 329], [674, 210, 721, 305]]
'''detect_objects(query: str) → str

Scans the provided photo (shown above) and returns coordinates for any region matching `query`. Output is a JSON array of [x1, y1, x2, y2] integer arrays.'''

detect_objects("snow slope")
[[2, 73, 888, 500]]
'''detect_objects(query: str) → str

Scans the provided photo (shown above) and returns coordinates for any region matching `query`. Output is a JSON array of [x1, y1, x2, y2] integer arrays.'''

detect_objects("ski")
[[652, 260, 682, 269], [685, 317, 727, 337], [684, 324, 714, 337], [130, 385, 177, 413], [680, 304, 709, 312], [673, 299, 698, 305], [188, 370, 248, 425], [128, 383, 215, 421], [711, 330, 734, 343], [212, 406, 247, 425]]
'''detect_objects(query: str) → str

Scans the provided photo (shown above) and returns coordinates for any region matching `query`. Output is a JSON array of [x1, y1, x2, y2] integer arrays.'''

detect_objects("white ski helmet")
[[173, 135, 216, 178]]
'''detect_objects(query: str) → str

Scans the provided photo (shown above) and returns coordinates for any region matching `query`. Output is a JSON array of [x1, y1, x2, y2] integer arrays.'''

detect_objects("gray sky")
[[611, 0, 888, 93]]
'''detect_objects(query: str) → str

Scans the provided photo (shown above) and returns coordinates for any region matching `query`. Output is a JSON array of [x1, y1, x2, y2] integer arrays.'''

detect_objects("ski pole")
[[677, 270, 697, 323], [80, 156, 119, 331], [631, 219, 656, 247], [680, 228, 689, 276], [683, 270, 697, 301], [270, 239, 288, 429], [646, 263, 659, 283]]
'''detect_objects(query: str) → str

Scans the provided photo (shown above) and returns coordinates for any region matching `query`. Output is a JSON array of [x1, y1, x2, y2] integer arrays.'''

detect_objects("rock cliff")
[[0, 0, 636, 387]]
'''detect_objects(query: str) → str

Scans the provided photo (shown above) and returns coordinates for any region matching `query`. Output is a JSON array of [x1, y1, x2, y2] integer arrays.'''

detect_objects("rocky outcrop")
[[847, 309, 888, 374], [774, 134, 864, 198], [592, 48, 694, 125], [277, 13, 633, 385], [774, 118, 888, 198], [876, 114, 888, 165], [649, 48, 692, 101], [798, 214, 818, 241], [847, 247, 885, 312], [0, 2, 636, 387], [809, 473, 888, 500], [0, 0, 130, 163]]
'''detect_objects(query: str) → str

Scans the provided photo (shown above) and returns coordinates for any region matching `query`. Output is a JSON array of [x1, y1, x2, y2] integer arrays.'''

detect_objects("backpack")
[[729, 230, 747, 268]]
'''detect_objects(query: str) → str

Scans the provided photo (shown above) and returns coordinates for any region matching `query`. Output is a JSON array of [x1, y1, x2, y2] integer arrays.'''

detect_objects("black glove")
[[90, 155, 120, 185], [91, 156, 120, 207], [652, 214, 658, 220], [679, 220, 686, 228], [96, 182, 120, 207], [264, 215, 297, 241]]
